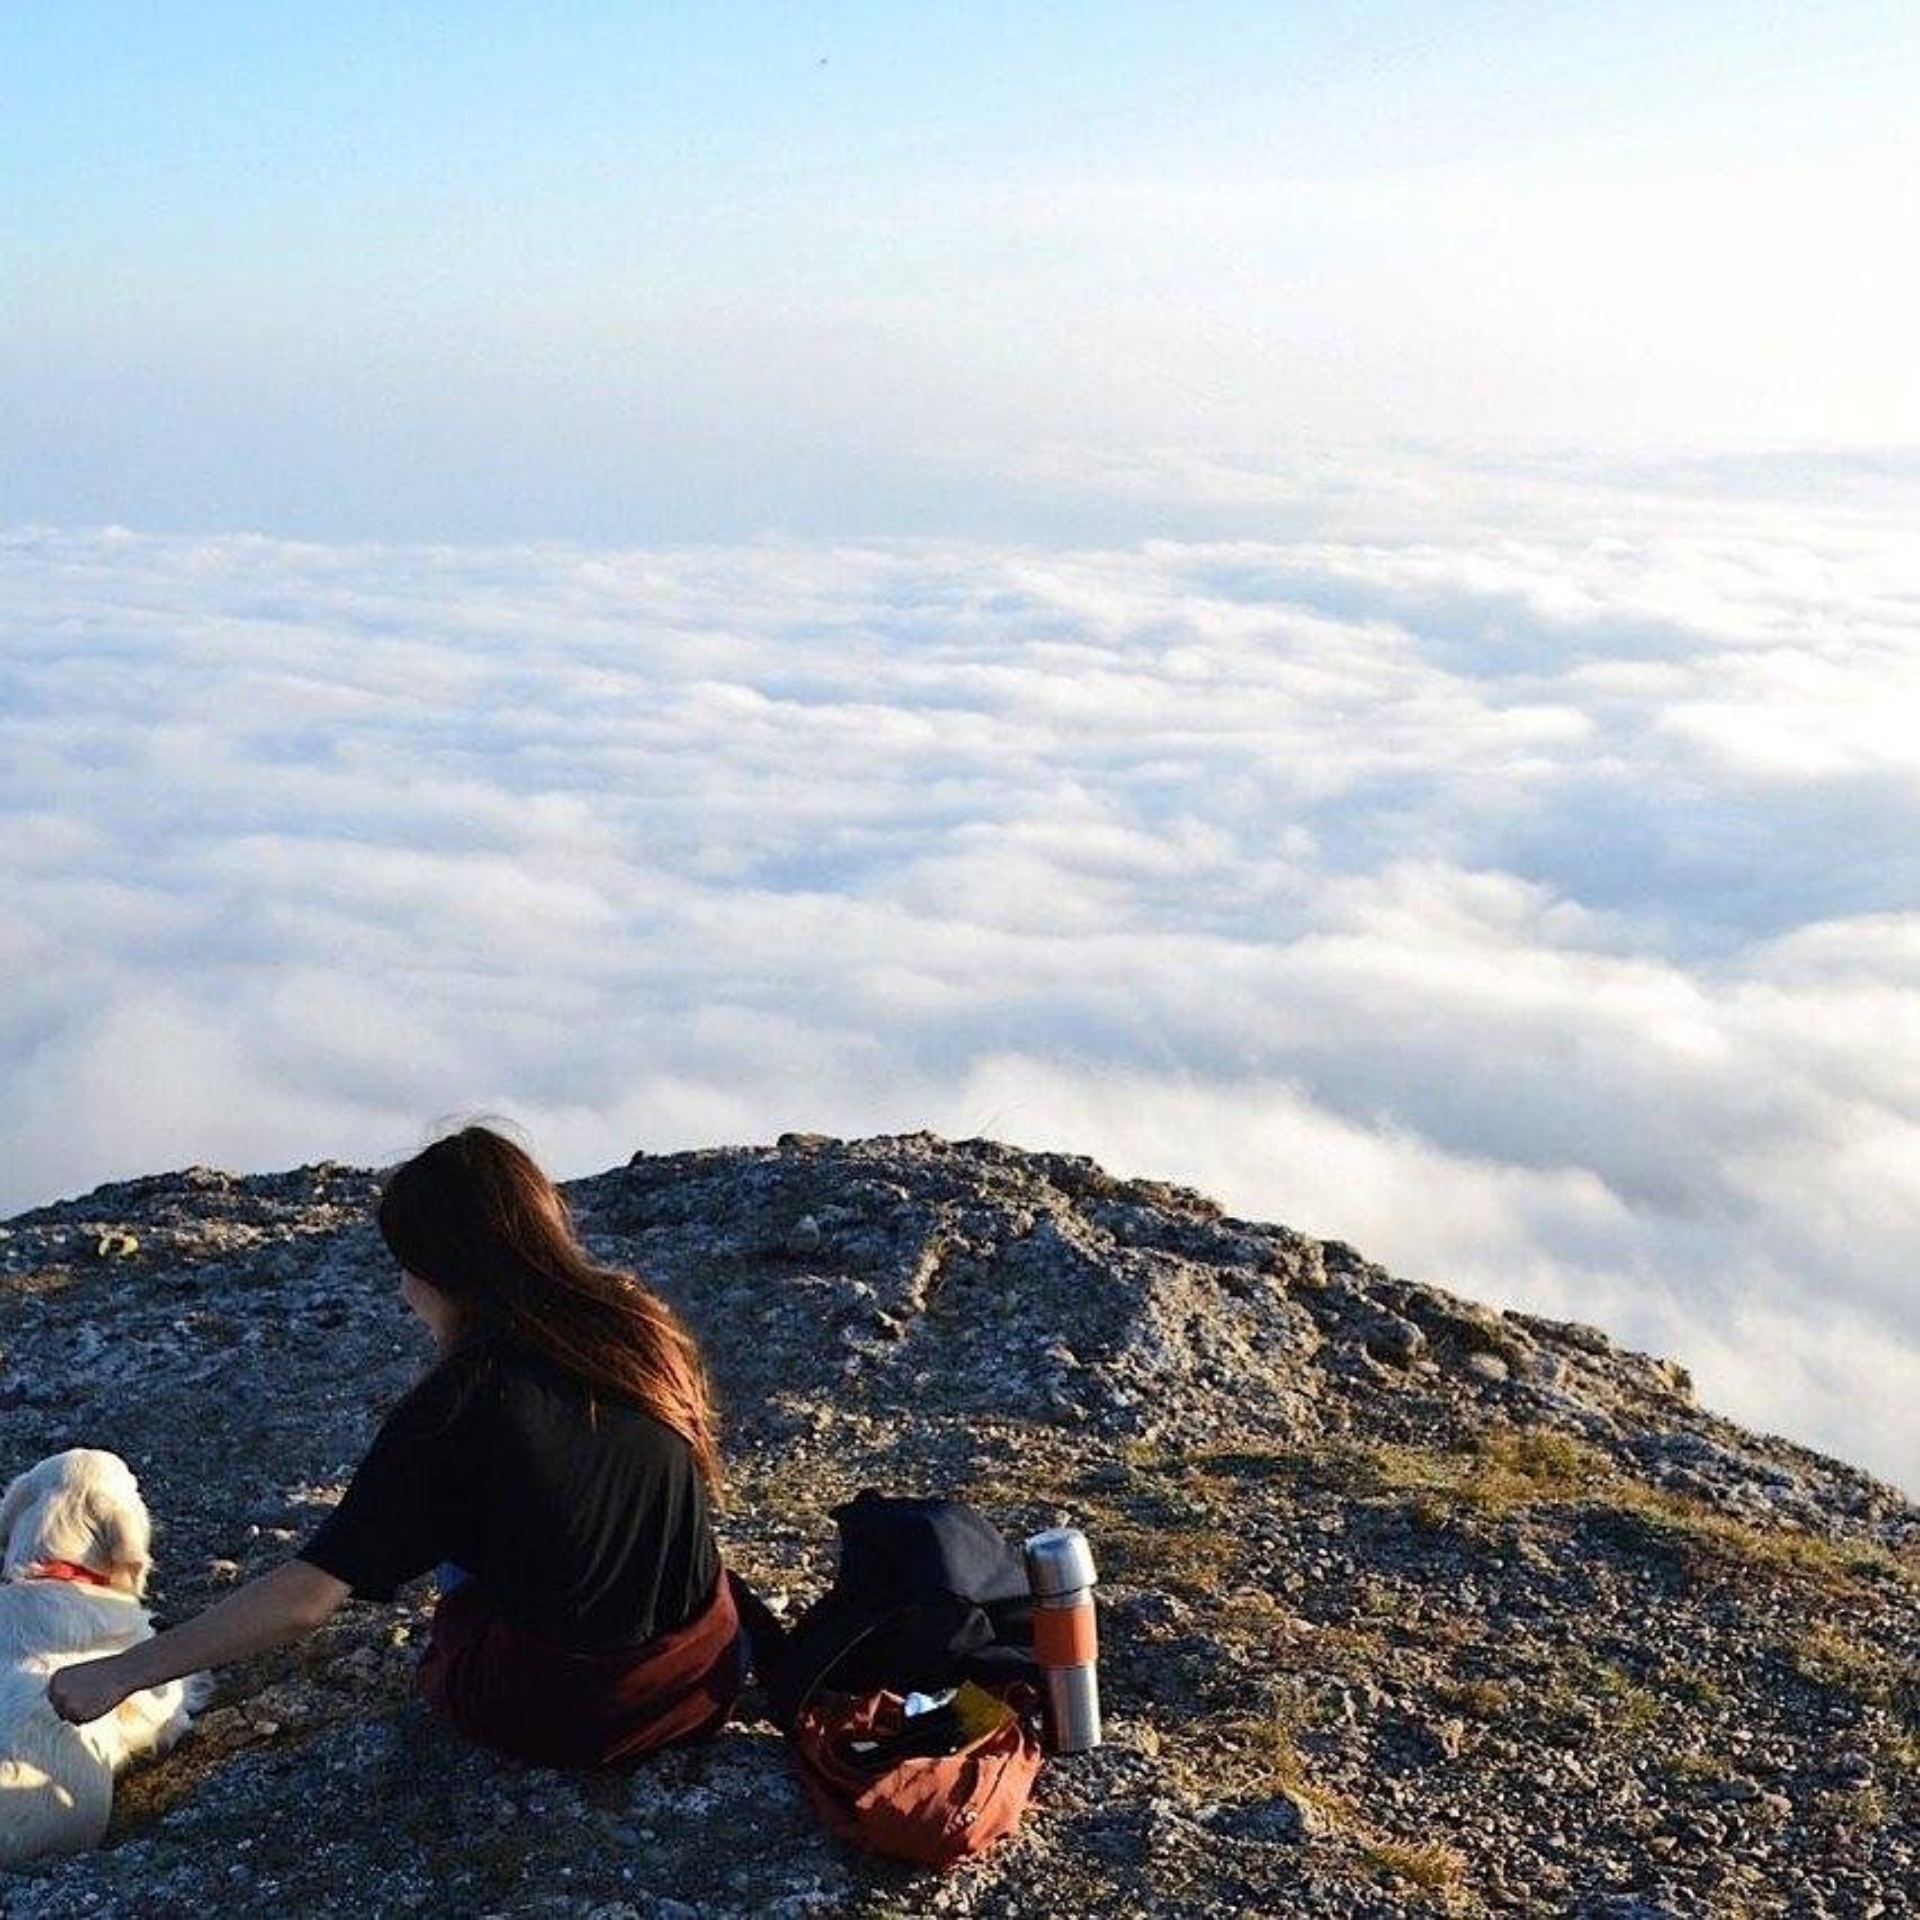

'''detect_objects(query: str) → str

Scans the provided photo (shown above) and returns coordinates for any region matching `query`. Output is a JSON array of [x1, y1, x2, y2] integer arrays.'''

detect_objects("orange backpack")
[[791, 1682, 1043, 1869]]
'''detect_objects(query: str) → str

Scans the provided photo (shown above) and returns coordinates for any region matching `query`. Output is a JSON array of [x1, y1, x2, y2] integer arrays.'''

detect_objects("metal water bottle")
[[1023, 1526, 1102, 1753]]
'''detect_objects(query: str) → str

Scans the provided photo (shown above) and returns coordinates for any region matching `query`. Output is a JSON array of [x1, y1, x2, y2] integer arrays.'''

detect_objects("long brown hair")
[[376, 1126, 721, 1491]]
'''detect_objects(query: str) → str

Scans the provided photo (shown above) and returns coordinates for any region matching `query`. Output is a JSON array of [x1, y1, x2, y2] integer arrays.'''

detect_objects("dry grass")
[[1126, 1424, 1916, 1599], [1656, 1659, 1730, 1710], [1092, 1509, 1242, 1597], [1361, 1838, 1471, 1893], [1432, 1676, 1511, 1722], [1631, 1499, 1911, 1591], [1328, 1428, 1601, 1511], [1533, 1647, 1663, 1740], [1815, 1783, 1889, 1833], [1198, 1686, 1483, 1912], [1266, 1427, 1916, 1596], [1788, 1623, 1919, 1718], [1191, 1680, 1355, 1824]]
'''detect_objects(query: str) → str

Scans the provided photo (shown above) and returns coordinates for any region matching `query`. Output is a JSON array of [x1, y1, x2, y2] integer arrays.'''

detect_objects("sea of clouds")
[[5, 457, 1918, 1489]]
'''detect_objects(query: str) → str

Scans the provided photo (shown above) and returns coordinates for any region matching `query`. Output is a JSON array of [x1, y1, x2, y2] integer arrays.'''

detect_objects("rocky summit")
[[0, 1133, 1914, 1918]]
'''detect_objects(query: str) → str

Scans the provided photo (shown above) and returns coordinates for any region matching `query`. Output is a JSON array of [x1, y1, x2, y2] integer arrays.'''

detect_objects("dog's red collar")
[[20, 1559, 117, 1589]]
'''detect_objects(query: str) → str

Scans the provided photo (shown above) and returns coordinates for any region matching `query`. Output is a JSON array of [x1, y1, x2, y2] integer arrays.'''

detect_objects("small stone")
[[1465, 1350, 1511, 1383], [787, 1214, 824, 1254]]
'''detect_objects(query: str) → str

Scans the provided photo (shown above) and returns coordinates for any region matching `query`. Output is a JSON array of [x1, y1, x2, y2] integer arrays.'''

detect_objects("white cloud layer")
[[5, 464, 1920, 1490]]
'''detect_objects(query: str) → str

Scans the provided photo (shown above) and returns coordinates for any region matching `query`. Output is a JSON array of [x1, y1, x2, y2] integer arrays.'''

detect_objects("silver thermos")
[[1023, 1526, 1102, 1753]]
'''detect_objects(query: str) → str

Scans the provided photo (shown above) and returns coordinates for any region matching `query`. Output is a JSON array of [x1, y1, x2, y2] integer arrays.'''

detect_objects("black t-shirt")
[[298, 1331, 720, 1651]]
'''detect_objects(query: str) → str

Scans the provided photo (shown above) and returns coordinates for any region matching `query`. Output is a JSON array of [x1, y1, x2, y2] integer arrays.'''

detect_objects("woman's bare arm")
[[46, 1558, 353, 1725]]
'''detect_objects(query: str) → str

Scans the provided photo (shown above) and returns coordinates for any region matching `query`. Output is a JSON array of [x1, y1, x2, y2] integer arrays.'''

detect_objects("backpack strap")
[[726, 1569, 912, 1730], [783, 1601, 920, 1728], [726, 1570, 790, 1673]]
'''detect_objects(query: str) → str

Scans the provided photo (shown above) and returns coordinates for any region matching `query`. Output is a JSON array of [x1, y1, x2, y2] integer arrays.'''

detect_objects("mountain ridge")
[[2, 1132, 1913, 1915]]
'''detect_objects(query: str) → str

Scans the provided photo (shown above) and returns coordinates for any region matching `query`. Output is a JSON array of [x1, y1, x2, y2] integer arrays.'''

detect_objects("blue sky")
[[6, 2, 1918, 540]]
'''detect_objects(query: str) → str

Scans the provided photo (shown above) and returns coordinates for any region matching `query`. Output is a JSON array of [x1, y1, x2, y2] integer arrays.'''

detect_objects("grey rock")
[[1364, 1314, 1427, 1366], [1196, 1793, 1324, 1843]]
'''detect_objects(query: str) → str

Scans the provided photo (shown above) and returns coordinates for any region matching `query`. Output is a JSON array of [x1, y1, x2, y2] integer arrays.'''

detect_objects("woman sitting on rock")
[[49, 1125, 742, 1768]]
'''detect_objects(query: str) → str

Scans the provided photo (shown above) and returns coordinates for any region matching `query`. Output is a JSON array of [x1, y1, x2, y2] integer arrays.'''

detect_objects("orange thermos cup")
[[1023, 1526, 1101, 1752]]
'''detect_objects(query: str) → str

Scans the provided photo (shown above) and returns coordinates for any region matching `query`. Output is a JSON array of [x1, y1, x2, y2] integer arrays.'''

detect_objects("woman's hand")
[[47, 1655, 135, 1725], [42, 1559, 351, 1725]]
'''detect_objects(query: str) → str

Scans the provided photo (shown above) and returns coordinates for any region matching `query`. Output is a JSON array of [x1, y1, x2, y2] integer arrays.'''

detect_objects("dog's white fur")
[[0, 1448, 207, 1863]]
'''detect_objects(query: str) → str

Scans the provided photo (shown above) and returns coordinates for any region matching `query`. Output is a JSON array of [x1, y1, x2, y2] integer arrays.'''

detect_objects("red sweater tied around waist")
[[418, 1571, 743, 1770]]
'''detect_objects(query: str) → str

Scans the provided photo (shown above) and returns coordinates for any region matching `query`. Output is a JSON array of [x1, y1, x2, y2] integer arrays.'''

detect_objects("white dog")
[[0, 1448, 207, 1863]]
